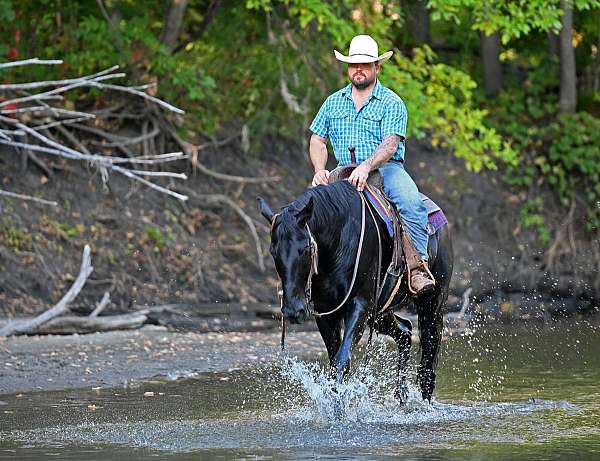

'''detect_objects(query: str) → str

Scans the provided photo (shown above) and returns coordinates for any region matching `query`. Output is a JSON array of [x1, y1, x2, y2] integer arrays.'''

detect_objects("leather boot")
[[410, 262, 435, 295]]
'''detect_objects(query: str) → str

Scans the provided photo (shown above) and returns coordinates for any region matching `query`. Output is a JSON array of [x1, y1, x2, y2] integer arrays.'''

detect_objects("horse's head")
[[258, 196, 316, 324]]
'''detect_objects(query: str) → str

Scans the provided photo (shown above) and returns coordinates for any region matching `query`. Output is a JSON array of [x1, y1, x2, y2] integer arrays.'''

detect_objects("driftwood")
[[35, 312, 148, 334], [90, 291, 110, 317], [0, 245, 93, 337]]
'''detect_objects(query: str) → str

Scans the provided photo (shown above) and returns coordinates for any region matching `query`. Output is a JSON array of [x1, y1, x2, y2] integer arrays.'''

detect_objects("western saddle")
[[327, 163, 433, 314]]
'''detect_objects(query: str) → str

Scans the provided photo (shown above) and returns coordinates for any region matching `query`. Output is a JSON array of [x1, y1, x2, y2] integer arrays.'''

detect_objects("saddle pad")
[[363, 188, 448, 237]]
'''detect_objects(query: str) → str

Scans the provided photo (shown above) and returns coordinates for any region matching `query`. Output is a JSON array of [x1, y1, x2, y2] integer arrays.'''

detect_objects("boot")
[[410, 262, 435, 295]]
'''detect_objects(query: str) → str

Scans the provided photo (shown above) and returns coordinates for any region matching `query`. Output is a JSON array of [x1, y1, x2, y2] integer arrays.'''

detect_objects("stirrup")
[[377, 265, 404, 313], [408, 262, 436, 295]]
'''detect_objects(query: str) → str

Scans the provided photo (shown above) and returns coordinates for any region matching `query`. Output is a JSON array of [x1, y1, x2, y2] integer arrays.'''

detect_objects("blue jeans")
[[379, 161, 429, 261]]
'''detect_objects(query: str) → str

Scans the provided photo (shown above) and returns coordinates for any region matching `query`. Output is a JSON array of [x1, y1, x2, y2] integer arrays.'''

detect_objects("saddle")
[[328, 163, 446, 314]]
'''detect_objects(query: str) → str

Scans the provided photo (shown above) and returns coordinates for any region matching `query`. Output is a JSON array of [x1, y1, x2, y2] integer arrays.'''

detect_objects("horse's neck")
[[310, 198, 356, 274]]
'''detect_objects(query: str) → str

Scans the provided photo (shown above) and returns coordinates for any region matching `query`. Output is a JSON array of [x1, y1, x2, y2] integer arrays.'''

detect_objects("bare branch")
[[183, 188, 264, 271], [0, 60, 188, 201], [163, 121, 280, 183], [129, 170, 187, 179], [0, 65, 120, 91], [92, 126, 160, 147], [112, 165, 188, 201], [0, 72, 126, 107], [0, 188, 58, 207], [0, 244, 93, 337], [0, 58, 63, 69], [89, 82, 185, 114], [90, 291, 111, 317]]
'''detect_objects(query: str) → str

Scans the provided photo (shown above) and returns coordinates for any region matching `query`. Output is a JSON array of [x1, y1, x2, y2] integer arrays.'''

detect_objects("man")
[[308, 34, 435, 294]]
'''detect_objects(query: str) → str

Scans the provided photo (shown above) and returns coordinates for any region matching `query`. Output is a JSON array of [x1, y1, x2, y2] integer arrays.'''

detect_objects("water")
[[0, 321, 599, 460]]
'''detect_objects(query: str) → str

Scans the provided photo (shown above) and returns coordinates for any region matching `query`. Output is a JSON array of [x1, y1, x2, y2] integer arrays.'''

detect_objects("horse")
[[258, 180, 453, 402]]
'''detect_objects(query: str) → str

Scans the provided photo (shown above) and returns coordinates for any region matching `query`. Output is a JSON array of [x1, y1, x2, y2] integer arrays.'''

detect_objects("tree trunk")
[[480, 32, 502, 98], [559, 0, 577, 114], [160, 0, 189, 52], [548, 31, 560, 57], [172, 0, 222, 54], [413, 0, 431, 45]]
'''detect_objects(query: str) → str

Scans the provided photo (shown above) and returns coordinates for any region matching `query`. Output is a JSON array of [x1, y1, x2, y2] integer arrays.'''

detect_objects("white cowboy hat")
[[334, 35, 393, 64]]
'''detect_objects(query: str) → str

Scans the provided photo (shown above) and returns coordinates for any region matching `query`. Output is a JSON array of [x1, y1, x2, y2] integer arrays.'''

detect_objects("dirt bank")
[[1, 137, 598, 321]]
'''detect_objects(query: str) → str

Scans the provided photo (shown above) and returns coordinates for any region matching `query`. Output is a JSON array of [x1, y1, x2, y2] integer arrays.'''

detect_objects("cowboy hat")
[[333, 35, 393, 64]]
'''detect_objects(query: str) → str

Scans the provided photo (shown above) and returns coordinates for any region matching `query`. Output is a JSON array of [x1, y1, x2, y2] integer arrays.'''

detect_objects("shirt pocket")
[[329, 109, 350, 140], [362, 108, 383, 139]]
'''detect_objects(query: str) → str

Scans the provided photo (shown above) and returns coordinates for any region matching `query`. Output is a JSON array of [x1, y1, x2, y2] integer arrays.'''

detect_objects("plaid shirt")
[[309, 80, 407, 165]]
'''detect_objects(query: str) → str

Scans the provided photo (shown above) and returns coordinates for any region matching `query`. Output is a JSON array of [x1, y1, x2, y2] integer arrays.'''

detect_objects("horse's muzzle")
[[282, 297, 310, 324], [287, 308, 311, 324]]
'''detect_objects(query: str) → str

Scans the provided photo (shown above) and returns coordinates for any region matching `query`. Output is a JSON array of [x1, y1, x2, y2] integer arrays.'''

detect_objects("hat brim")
[[334, 50, 393, 64]]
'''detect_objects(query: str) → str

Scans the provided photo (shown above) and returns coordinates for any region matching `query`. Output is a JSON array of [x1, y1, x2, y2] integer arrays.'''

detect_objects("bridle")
[[271, 192, 382, 350]]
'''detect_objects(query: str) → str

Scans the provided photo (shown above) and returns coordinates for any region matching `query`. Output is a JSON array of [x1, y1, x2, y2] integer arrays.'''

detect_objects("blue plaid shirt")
[[309, 80, 407, 165]]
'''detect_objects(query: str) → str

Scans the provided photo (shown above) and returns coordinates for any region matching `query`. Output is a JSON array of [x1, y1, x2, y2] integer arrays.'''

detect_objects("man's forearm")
[[309, 135, 328, 172], [363, 134, 402, 171]]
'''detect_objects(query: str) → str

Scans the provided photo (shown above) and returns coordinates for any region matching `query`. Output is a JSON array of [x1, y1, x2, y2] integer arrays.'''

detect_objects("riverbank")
[[0, 326, 326, 395]]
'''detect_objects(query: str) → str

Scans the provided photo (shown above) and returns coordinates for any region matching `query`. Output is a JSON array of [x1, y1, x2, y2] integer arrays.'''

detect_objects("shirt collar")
[[341, 80, 383, 101]]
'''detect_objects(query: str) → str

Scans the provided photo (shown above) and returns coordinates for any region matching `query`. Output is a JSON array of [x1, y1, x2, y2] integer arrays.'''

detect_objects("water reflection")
[[0, 320, 598, 460]]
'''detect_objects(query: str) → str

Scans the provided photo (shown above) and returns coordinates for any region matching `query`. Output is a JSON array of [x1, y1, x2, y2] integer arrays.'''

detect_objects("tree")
[[559, 0, 577, 113], [480, 31, 502, 97], [160, 0, 189, 51]]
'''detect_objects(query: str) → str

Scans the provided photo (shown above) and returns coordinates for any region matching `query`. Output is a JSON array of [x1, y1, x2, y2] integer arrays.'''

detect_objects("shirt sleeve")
[[309, 98, 329, 139], [381, 99, 408, 140]]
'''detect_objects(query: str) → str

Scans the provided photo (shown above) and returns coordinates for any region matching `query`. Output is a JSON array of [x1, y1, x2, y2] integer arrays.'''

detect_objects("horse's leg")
[[416, 292, 444, 402], [315, 316, 342, 369], [375, 311, 412, 403], [416, 227, 453, 402], [332, 298, 369, 383]]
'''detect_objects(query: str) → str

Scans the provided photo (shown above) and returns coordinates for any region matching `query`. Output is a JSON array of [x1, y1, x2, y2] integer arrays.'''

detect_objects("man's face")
[[348, 62, 380, 90]]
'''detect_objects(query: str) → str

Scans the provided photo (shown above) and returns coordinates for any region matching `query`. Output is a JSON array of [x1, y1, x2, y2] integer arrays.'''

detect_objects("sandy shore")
[[0, 326, 326, 395]]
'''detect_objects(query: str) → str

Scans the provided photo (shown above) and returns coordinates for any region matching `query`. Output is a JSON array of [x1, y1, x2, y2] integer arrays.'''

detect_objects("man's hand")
[[312, 169, 330, 187], [348, 162, 371, 192]]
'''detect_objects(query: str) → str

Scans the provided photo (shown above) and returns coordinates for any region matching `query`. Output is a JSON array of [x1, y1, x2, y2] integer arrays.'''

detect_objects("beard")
[[351, 72, 375, 90]]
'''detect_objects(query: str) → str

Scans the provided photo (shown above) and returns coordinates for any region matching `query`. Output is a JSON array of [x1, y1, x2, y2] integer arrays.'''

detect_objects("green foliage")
[[428, 0, 600, 44], [383, 46, 517, 171], [2, 227, 32, 252], [0, 0, 14, 22], [2, 0, 600, 236], [145, 226, 168, 247], [505, 111, 600, 229], [520, 198, 551, 246]]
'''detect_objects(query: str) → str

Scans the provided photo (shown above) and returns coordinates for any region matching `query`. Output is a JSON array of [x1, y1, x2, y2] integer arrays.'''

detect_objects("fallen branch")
[[1, 58, 190, 201], [90, 291, 110, 317], [0, 244, 93, 337], [162, 120, 280, 183], [0, 188, 58, 206], [35, 313, 147, 334], [0, 58, 63, 69], [183, 188, 265, 271]]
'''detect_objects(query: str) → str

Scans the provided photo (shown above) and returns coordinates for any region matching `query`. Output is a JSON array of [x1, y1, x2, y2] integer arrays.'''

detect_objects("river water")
[[0, 320, 598, 460]]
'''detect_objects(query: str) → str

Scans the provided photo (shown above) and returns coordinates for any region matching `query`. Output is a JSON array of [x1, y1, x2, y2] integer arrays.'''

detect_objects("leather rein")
[[272, 191, 382, 350]]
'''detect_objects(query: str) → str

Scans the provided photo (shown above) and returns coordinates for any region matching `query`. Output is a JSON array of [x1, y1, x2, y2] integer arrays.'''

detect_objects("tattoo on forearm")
[[363, 134, 401, 171]]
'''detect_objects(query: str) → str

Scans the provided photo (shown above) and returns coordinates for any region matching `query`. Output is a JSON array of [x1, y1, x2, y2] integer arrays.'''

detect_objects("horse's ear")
[[257, 196, 275, 223], [294, 197, 314, 227]]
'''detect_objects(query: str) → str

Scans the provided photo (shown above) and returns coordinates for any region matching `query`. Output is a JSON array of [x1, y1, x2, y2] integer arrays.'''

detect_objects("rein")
[[274, 190, 382, 350]]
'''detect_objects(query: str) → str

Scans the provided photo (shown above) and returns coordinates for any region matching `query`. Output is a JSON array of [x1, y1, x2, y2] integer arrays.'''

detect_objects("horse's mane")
[[283, 181, 360, 231], [276, 182, 363, 271]]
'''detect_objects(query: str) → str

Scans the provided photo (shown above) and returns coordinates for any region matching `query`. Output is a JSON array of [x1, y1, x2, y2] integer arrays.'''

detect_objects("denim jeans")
[[379, 161, 429, 261]]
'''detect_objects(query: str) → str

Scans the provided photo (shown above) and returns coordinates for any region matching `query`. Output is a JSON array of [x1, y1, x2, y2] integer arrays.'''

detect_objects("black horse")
[[258, 180, 453, 402]]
